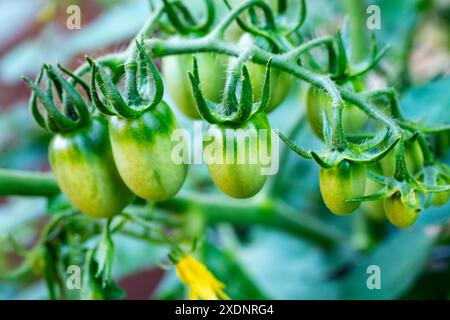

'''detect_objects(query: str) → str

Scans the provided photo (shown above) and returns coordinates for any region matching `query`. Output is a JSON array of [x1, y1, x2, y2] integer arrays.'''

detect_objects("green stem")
[[394, 140, 408, 181], [156, 193, 347, 248], [0, 170, 346, 248], [0, 169, 59, 197], [344, 0, 369, 64], [144, 37, 401, 139]]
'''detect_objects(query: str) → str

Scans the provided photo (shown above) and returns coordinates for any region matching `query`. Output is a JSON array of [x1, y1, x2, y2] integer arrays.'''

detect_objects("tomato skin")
[[306, 86, 367, 139], [384, 192, 419, 228], [319, 161, 366, 215], [204, 113, 271, 199], [49, 118, 134, 218], [362, 178, 386, 221], [431, 177, 450, 207], [109, 101, 188, 201], [162, 53, 228, 119], [381, 140, 424, 176]]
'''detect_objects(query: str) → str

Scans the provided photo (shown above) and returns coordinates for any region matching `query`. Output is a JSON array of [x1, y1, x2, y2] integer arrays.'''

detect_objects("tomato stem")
[[0, 169, 347, 248]]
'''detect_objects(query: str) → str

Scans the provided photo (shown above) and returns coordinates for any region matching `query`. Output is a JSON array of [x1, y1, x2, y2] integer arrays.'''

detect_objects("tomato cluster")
[[23, 28, 448, 230], [303, 80, 449, 227]]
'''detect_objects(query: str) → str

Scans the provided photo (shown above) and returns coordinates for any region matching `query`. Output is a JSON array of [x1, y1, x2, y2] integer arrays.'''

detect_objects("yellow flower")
[[175, 255, 230, 300]]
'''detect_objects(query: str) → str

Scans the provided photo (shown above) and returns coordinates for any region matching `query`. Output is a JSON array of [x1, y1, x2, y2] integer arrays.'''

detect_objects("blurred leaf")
[[153, 270, 185, 300], [113, 234, 167, 279], [339, 227, 438, 299], [203, 242, 268, 300], [95, 220, 115, 287], [400, 77, 450, 127], [47, 194, 72, 216], [416, 201, 450, 227], [370, 0, 422, 48], [81, 249, 125, 300], [237, 228, 340, 299]]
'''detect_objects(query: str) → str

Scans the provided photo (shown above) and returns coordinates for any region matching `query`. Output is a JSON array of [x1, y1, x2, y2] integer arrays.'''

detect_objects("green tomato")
[[49, 118, 133, 218], [162, 53, 228, 119], [361, 178, 386, 221], [431, 176, 450, 207], [319, 161, 366, 215], [238, 34, 292, 112], [109, 101, 188, 201], [384, 192, 420, 228], [380, 140, 424, 176], [306, 86, 367, 139], [204, 112, 271, 199]]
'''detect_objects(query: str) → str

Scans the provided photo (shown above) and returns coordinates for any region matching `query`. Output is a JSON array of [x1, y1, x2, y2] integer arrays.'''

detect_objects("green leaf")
[[237, 228, 340, 299], [47, 194, 72, 216], [203, 242, 268, 300], [401, 77, 450, 127], [81, 249, 125, 300], [95, 220, 115, 287], [339, 227, 439, 299]]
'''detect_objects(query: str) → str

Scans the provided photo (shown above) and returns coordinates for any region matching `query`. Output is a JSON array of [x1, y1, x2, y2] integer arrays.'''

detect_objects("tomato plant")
[[0, 0, 449, 301]]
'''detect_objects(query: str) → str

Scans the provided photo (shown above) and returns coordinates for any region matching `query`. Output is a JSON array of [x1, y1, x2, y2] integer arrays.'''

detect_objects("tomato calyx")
[[22, 63, 92, 134], [162, 0, 215, 36], [87, 41, 164, 119], [189, 53, 272, 125], [279, 125, 398, 170]]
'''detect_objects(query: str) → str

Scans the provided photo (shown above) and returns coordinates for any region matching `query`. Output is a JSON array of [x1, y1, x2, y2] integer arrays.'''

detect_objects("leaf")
[[47, 194, 72, 216], [339, 227, 438, 299], [415, 201, 450, 227], [370, 0, 422, 49], [203, 242, 268, 300], [81, 249, 125, 300], [95, 220, 115, 287], [237, 228, 340, 299], [400, 77, 450, 127]]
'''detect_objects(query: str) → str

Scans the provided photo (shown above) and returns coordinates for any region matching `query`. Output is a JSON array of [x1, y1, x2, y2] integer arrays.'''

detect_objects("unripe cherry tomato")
[[49, 118, 134, 218], [109, 101, 188, 201], [319, 161, 366, 215], [163, 53, 228, 118], [204, 113, 271, 199], [384, 192, 420, 228], [431, 176, 450, 207], [362, 178, 386, 221]]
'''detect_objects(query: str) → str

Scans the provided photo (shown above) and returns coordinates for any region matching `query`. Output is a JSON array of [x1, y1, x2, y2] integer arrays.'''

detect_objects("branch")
[[0, 169, 346, 248], [0, 169, 59, 197]]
